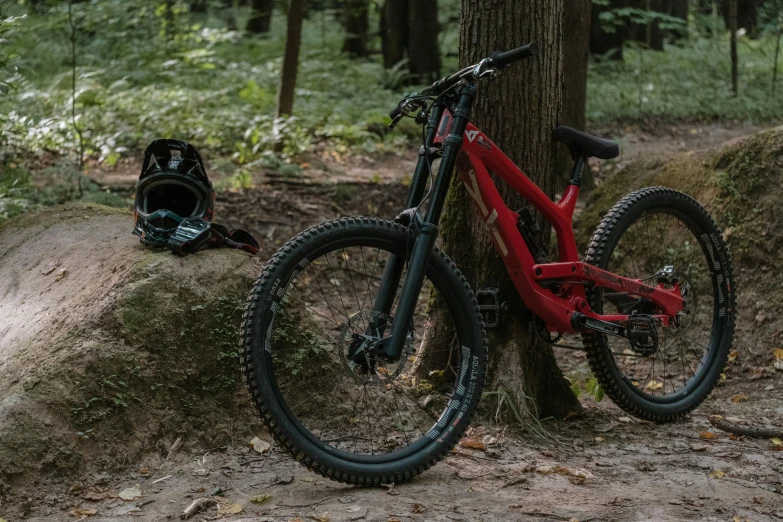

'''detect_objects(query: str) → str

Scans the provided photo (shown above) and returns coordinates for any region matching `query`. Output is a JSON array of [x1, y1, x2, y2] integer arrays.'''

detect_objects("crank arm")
[[571, 312, 627, 338]]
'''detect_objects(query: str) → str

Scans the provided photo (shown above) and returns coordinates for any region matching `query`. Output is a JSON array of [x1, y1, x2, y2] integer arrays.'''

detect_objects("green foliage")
[[0, 161, 128, 221], [594, 0, 687, 36], [0, 0, 406, 165], [0, 10, 24, 94], [588, 34, 783, 124]]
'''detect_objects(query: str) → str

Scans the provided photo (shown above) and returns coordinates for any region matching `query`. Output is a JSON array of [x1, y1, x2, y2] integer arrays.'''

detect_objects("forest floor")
[[4, 121, 783, 522]]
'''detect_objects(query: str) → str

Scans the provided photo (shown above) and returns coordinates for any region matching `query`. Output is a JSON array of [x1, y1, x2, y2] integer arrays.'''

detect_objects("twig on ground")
[[181, 497, 216, 519], [709, 418, 783, 439], [276, 495, 335, 508], [167, 436, 184, 461]]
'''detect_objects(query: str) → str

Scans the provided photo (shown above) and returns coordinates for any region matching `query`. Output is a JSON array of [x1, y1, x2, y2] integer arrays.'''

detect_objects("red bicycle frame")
[[435, 110, 684, 333]]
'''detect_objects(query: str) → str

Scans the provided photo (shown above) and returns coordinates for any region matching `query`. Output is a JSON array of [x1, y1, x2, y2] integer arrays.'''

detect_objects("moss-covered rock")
[[0, 203, 263, 483]]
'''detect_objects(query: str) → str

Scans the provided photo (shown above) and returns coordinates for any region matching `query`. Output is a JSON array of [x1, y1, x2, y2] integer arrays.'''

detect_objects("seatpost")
[[381, 84, 477, 361]]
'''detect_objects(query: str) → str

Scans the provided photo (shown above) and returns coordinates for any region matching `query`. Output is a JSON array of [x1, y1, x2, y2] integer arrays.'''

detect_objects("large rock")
[[0, 204, 263, 482]]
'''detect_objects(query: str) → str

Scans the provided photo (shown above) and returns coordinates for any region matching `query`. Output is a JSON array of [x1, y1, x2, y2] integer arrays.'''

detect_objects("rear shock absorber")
[[515, 207, 548, 263]]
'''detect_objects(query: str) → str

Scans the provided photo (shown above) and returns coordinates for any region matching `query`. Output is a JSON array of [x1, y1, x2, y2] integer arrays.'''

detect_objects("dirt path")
[[4, 122, 783, 521], [8, 371, 782, 521]]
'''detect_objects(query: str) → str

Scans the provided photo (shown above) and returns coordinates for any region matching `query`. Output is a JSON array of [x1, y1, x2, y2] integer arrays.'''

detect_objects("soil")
[[2, 122, 783, 521]]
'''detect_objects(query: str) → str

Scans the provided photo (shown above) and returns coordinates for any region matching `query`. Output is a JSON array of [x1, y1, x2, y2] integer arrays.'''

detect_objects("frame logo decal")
[[465, 130, 479, 142]]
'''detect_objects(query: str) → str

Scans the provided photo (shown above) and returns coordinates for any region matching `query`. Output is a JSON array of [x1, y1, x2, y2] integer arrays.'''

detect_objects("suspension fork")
[[369, 104, 445, 328], [378, 85, 476, 361]]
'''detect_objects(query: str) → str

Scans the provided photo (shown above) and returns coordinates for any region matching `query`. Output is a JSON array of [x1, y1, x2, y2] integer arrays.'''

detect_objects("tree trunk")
[[407, 0, 440, 83], [730, 0, 738, 95], [248, 0, 275, 33], [437, 0, 581, 419], [381, 0, 409, 68], [560, 0, 592, 186], [648, 0, 669, 50], [342, 0, 370, 56], [224, 0, 239, 30], [590, 0, 625, 60], [277, 0, 304, 117], [670, 0, 688, 40], [722, 0, 759, 37]]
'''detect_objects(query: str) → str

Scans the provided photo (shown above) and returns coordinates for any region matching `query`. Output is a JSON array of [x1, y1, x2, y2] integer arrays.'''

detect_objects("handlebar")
[[488, 42, 539, 69], [389, 42, 538, 122]]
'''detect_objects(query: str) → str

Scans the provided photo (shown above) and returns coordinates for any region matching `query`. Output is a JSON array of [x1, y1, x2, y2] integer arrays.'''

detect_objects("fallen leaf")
[[309, 513, 330, 522], [755, 311, 767, 326], [709, 469, 725, 479], [725, 416, 744, 424], [595, 437, 604, 442], [618, 416, 632, 423], [249, 436, 271, 454], [773, 348, 783, 361], [459, 438, 486, 450], [728, 350, 739, 362], [691, 443, 709, 452], [55, 268, 68, 282], [771, 438, 783, 450], [412, 503, 425, 513], [69, 508, 98, 518], [250, 494, 271, 504], [118, 485, 142, 501], [645, 379, 663, 391], [217, 503, 243, 515], [731, 393, 748, 403], [699, 431, 716, 440]]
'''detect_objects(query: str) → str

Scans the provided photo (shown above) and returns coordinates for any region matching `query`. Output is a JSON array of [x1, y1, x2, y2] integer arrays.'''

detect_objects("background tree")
[[380, 0, 407, 68], [590, 0, 625, 59], [407, 0, 440, 83], [379, 0, 440, 82], [730, 0, 739, 94], [342, 0, 369, 57], [438, 0, 581, 419], [723, 0, 762, 36], [561, 0, 592, 184], [248, 0, 275, 33], [277, 0, 304, 117]]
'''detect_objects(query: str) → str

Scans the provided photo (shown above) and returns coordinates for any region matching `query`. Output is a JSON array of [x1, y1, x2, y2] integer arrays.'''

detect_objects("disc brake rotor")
[[338, 311, 414, 385]]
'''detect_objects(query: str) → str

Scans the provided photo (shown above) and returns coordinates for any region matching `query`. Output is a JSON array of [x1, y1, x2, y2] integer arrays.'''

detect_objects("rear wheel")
[[241, 217, 487, 484], [583, 187, 735, 421]]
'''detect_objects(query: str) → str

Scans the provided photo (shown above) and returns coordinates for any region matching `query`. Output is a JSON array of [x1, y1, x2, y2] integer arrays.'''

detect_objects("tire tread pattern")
[[239, 217, 488, 485], [582, 187, 736, 422]]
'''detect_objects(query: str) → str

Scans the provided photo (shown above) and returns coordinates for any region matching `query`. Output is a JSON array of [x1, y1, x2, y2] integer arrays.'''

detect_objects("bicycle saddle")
[[553, 126, 620, 160]]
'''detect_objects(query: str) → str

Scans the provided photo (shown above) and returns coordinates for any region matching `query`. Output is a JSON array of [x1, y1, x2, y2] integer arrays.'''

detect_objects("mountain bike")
[[241, 43, 736, 485]]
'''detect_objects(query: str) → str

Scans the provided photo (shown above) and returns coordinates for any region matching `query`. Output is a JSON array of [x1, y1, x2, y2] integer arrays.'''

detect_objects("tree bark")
[[342, 0, 370, 57], [381, 0, 409, 68], [670, 0, 688, 40], [407, 0, 440, 83], [722, 0, 760, 37], [277, 0, 304, 117], [560, 0, 592, 185], [730, 0, 738, 95], [648, 0, 669, 50], [590, 0, 625, 60], [437, 0, 581, 419], [248, 0, 275, 33]]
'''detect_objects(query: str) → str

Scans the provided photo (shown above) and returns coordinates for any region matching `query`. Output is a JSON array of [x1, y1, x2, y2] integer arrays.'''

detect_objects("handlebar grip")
[[489, 42, 539, 69], [390, 106, 402, 120]]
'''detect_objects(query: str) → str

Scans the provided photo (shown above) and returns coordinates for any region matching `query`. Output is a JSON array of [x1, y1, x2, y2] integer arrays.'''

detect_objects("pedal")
[[477, 287, 504, 328]]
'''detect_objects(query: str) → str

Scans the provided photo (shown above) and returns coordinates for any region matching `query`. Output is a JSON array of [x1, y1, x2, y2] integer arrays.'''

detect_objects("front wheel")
[[583, 187, 736, 421], [241, 217, 487, 485]]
